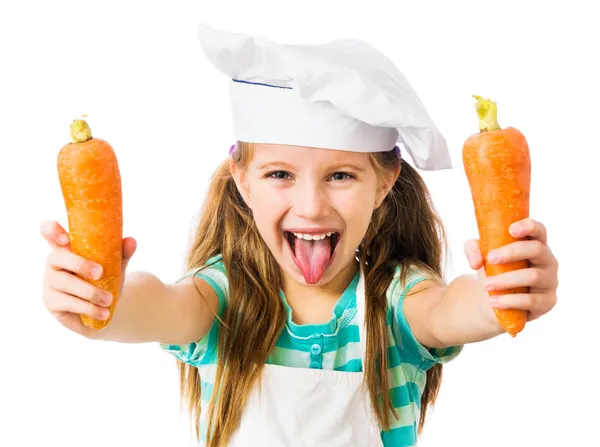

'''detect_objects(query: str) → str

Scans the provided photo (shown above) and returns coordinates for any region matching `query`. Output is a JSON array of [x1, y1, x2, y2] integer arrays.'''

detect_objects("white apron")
[[227, 266, 384, 447]]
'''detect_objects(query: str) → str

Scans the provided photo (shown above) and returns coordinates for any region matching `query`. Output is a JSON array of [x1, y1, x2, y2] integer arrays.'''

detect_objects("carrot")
[[57, 116, 123, 330], [462, 96, 531, 337]]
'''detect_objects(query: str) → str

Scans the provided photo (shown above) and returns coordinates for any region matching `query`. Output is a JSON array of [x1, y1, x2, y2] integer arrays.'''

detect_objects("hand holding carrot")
[[462, 95, 552, 336], [40, 220, 137, 338], [57, 116, 125, 329], [464, 218, 558, 326]]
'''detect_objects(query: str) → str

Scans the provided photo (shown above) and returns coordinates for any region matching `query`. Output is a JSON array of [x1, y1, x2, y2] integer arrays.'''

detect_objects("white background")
[[1, 1, 598, 446]]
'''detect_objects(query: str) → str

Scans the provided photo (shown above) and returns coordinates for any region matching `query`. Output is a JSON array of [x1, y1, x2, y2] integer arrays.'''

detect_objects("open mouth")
[[284, 231, 341, 284], [284, 231, 339, 257]]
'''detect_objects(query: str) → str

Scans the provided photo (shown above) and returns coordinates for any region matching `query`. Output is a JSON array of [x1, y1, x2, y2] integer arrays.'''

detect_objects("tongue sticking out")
[[294, 237, 332, 284]]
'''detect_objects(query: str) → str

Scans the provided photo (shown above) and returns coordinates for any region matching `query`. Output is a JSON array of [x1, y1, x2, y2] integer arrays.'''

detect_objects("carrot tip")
[[70, 115, 92, 143], [473, 95, 501, 133]]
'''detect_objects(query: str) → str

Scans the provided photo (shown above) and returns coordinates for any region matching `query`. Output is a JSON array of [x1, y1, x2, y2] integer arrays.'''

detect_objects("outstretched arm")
[[404, 218, 559, 348], [91, 273, 219, 345]]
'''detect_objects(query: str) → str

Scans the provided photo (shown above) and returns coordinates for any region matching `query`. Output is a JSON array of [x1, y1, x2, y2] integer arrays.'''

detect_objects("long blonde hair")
[[177, 142, 448, 446]]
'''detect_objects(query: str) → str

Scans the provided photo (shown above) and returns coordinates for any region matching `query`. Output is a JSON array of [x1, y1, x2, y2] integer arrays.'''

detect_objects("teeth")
[[292, 232, 334, 241]]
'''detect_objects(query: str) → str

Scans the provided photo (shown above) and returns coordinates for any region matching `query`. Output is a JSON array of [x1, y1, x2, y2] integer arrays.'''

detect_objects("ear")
[[375, 164, 401, 208], [229, 157, 252, 208]]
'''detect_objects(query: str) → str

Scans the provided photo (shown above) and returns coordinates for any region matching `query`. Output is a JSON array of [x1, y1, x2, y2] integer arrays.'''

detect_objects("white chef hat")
[[195, 24, 451, 171]]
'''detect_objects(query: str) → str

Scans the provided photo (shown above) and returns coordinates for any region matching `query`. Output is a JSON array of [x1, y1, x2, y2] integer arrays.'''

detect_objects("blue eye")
[[267, 171, 292, 180], [266, 171, 355, 181], [330, 172, 354, 181]]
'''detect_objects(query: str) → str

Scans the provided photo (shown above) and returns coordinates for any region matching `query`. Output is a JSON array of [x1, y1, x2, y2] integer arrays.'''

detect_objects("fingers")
[[40, 220, 70, 248], [45, 289, 111, 321], [509, 218, 547, 245], [483, 267, 557, 292], [47, 270, 113, 307], [489, 292, 557, 320], [41, 222, 131, 332], [47, 249, 103, 280], [487, 240, 556, 267], [464, 239, 484, 270], [44, 230, 136, 277]]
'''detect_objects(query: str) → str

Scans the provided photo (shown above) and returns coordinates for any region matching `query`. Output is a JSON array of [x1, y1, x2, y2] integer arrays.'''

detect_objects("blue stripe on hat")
[[232, 78, 293, 89]]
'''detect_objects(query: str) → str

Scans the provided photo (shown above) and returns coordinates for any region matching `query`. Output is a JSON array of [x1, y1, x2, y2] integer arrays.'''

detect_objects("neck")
[[282, 258, 359, 325]]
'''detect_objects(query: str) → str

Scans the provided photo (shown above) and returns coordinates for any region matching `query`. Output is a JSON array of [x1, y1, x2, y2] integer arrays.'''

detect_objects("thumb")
[[464, 239, 487, 283], [464, 239, 484, 270], [122, 237, 137, 270]]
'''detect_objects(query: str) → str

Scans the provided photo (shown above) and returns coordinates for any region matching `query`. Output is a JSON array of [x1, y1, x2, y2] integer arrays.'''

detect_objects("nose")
[[292, 181, 331, 220]]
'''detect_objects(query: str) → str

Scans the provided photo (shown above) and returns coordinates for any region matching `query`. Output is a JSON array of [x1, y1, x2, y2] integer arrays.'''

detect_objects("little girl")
[[40, 24, 559, 447]]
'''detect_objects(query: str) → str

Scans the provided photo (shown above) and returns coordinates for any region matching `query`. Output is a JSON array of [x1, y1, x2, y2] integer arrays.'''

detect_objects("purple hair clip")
[[229, 144, 236, 155]]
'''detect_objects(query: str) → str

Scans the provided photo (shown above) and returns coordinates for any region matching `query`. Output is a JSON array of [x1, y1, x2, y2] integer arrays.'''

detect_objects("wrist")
[[479, 294, 506, 338]]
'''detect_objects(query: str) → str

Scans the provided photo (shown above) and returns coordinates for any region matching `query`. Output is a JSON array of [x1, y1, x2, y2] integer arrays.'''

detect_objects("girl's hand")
[[464, 218, 559, 322], [40, 220, 137, 337]]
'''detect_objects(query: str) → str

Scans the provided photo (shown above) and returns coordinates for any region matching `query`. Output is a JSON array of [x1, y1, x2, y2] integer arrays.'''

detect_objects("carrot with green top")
[[57, 116, 123, 330], [463, 96, 531, 337]]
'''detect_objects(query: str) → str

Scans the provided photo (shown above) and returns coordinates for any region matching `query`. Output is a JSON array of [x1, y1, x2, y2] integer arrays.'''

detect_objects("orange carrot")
[[57, 116, 123, 330], [462, 96, 531, 337]]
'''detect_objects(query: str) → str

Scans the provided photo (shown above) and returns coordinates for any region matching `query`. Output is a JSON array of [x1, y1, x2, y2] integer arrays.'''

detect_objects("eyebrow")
[[256, 161, 366, 173], [257, 161, 295, 171]]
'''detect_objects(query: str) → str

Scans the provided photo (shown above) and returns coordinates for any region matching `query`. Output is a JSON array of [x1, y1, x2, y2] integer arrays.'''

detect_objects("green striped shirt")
[[160, 256, 462, 446]]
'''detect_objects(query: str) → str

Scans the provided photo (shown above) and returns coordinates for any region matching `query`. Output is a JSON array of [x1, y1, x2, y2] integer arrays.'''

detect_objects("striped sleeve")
[[159, 255, 229, 367], [389, 265, 462, 371]]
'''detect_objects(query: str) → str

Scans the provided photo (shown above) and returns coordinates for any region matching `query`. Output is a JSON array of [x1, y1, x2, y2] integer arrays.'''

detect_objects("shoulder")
[[159, 255, 229, 366], [386, 262, 441, 338], [386, 262, 439, 304], [173, 254, 230, 325], [386, 262, 462, 368], [178, 254, 229, 299]]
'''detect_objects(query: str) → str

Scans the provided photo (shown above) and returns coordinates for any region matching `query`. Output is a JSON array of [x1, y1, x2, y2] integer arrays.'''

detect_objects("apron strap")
[[355, 263, 367, 365]]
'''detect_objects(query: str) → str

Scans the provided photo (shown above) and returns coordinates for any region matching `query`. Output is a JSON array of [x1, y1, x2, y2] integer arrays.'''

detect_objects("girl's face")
[[232, 143, 395, 287]]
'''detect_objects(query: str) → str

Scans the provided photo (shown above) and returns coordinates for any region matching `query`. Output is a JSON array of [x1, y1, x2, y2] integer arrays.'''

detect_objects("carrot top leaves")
[[473, 95, 501, 133], [70, 114, 92, 143]]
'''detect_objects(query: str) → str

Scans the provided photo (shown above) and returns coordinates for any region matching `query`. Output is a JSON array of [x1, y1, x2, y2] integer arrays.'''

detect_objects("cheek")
[[334, 192, 374, 243], [249, 183, 287, 234]]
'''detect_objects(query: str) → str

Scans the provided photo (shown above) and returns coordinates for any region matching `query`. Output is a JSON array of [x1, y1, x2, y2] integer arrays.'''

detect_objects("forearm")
[[90, 271, 180, 344], [430, 274, 505, 346]]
